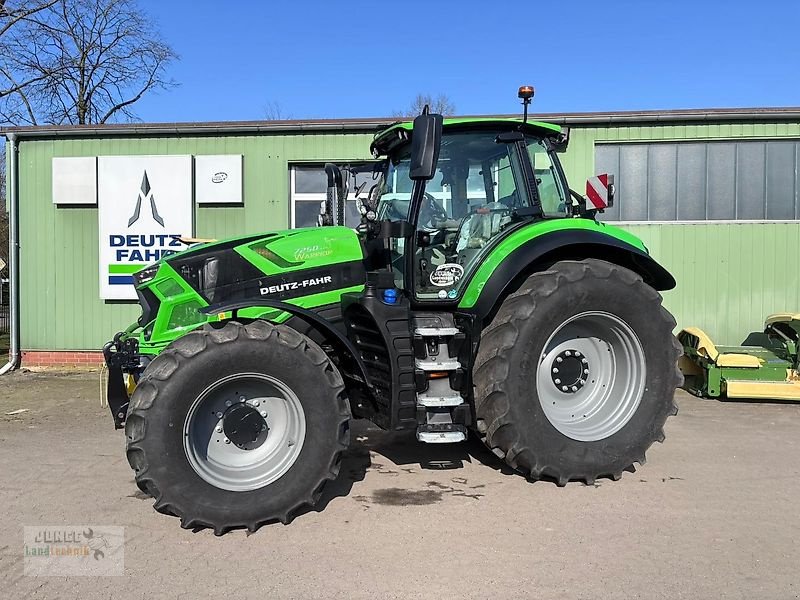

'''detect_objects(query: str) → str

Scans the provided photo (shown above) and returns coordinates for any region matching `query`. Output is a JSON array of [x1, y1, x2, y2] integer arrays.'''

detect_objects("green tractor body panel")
[[131, 226, 365, 355], [459, 218, 650, 309], [375, 117, 562, 137]]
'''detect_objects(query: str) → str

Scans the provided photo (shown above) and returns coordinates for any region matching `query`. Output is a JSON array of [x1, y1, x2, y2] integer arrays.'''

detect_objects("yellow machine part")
[[679, 327, 763, 368], [124, 373, 137, 396], [178, 236, 217, 245], [726, 380, 800, 400], [716, 354, 762, 368], [764, 312, 800, 326]]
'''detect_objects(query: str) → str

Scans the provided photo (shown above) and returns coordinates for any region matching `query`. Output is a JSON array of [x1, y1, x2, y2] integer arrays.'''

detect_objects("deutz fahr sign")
[[98, 156, 193, 300]]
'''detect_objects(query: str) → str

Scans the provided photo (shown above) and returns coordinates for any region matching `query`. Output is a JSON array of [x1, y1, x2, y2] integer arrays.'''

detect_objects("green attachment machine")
[[679, 313, 800, 401], [103, 88, 682, 534]]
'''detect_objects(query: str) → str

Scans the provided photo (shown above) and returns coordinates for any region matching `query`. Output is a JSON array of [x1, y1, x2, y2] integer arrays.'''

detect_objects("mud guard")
[[470, 229, 676, 320], [201, 299, 375, 394]]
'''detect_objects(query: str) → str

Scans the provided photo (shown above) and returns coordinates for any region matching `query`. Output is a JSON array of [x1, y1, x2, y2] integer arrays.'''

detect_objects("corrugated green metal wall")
[[626, 222, 800, 345], [14, 119, 800, 350], [16, 131, 375, 350], [559, 122, 800, 345]]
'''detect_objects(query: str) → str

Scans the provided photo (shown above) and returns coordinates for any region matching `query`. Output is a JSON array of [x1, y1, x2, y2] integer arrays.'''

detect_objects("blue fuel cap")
[[383, 288, 398, 305]]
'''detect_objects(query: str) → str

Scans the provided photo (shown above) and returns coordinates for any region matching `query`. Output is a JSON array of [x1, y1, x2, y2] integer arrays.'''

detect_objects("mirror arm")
[[512, 139, 543, 219], [321, 163, 342, 227]]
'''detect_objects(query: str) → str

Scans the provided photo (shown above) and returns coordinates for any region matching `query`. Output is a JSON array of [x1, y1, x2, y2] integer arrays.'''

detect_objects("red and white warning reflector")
[[586, 173, 615, 210]]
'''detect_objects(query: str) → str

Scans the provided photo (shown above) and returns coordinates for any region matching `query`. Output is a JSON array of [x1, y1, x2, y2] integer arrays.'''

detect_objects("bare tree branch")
[[0, 0, 178, 126], [0, 0, 57, 39], [393, 93, 456, 118], [263, 101, 293, 121]]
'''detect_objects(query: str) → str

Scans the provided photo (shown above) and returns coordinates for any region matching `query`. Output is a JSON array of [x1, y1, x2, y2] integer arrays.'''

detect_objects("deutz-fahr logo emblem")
[[128, 171, 164, 227]]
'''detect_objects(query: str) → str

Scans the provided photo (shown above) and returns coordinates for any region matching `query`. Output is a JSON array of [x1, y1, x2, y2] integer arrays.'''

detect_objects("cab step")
[[414, 327, 461, 337], [415, 358, 460, 371], [416, 393, 464, 407], [416, 423, 467, 443]]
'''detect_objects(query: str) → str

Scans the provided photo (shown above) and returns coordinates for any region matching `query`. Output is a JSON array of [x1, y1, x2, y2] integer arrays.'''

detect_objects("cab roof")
[[370, 117, 562, 156]]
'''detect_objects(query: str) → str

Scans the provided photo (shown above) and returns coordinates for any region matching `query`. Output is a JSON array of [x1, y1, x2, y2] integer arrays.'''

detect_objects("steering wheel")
[[419, 192, 448, 230]]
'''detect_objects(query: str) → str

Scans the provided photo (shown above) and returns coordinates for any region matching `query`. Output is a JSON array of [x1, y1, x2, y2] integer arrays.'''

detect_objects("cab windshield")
[[378, 132, 567, 222]]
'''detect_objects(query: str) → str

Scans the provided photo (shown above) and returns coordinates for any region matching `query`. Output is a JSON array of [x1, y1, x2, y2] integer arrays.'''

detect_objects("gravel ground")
[[0, 370, 798, 599]]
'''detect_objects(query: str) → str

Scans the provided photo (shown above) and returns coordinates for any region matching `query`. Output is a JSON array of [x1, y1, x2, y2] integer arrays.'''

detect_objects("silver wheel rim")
[[536, 311, 646, 442], [183, 373, 306, 491]]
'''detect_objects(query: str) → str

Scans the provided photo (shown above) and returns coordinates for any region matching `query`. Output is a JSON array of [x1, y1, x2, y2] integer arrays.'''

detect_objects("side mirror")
[[586, 173, 615, 210], [409, 112, 443, 181], [551, 127, 570, 153]]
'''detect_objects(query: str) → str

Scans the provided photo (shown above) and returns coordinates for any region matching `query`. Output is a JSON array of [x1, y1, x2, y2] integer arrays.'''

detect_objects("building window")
[[289, 163, 381, 228], [595, 140, 800, 221]]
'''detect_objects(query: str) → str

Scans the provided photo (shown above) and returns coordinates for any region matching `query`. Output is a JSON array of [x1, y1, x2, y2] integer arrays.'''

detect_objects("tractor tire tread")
[[473, 259, 682, 485], [125, 320, 350, 535]]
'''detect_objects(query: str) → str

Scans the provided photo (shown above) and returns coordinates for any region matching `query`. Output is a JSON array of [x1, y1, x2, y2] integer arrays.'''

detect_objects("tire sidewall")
[[130, 326, 346, 522], [479, 261, 676, 475]]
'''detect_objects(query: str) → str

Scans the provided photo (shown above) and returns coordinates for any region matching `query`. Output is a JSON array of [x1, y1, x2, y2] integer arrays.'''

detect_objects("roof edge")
[[5, 106, 800, 139]]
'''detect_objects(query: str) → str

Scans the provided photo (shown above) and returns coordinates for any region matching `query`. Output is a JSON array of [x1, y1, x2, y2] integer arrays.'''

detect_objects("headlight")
[[133, 264, 159, 285]]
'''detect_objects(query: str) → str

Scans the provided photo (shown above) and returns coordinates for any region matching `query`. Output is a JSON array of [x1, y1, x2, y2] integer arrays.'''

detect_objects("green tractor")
[[104, 90, 682, 534]]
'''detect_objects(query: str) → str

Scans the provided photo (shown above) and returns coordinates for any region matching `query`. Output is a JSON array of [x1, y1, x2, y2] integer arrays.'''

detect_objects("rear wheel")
[[125, 321, 350, 534], [473, 259, 682, 485]]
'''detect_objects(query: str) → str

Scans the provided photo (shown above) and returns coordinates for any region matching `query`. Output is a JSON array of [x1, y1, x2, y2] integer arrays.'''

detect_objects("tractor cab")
[[311, 106, 634, 441], [367, 117, 571, 303]]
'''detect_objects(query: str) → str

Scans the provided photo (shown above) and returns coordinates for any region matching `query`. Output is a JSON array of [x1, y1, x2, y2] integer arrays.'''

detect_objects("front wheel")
[[473, 259, 682, 485], [125, 321, 350, 535]]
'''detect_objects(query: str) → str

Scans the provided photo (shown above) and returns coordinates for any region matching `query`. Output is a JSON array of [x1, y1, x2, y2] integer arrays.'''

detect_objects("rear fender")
[[466, 229, 675, 322]]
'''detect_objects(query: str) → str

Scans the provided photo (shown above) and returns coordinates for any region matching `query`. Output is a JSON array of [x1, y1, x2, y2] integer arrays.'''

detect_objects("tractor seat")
[[678, 327, 763, 368]]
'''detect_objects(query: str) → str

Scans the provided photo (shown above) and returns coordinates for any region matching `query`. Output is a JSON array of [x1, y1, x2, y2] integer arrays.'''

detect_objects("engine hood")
[[155, 225, 366, 308], [166, 226, 365, 271]]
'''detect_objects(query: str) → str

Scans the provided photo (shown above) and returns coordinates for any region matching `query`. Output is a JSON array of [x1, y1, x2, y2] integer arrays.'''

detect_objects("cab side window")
[[528, 140, 567, 217]]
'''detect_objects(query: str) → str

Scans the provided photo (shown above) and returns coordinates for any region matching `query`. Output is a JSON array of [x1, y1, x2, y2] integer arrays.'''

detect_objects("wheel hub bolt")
[[215, 426, 222, 433], [253, 400, 260, 407], [260, 411, 267, 417], [224, 438, 230, 444], [216, 412, 223, 418]]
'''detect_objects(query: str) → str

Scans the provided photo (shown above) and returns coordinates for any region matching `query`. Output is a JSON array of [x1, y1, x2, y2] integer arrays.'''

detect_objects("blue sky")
[[134, 0, 800, 123]]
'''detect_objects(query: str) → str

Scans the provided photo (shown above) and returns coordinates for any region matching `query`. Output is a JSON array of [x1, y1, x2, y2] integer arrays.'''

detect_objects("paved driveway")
[[1, 371, 798, 599]]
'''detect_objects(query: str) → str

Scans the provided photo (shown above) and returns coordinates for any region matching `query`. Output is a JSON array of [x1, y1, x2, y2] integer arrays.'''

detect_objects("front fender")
[[200, 299, 375, 394], [460, 221, 675, 320]]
